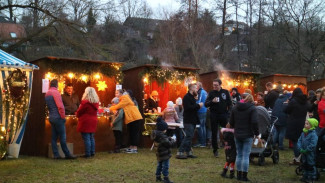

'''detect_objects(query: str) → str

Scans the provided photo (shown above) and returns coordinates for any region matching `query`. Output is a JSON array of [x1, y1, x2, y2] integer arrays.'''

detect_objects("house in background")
[[0, 14, 26, 50]]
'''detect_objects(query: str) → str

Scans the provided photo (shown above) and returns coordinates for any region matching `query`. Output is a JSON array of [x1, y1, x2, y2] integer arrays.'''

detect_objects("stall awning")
[[0, 49, 39, 70]]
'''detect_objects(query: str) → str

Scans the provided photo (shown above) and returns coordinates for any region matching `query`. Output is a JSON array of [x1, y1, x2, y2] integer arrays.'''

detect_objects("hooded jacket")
[[264, 89, 280, 109], [151, 130, 176, 161], [230, 103, 258, 139], [76, 100, 99, 133], [272, 95, 289, 127], [297, 130, 318, 166], [229, 102, 258, 139]]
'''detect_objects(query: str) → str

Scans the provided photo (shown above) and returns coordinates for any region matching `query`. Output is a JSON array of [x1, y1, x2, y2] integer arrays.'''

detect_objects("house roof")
[[123, 64, 200, 72], [30, 56, 123, 65], [0, 14, 14, 23]]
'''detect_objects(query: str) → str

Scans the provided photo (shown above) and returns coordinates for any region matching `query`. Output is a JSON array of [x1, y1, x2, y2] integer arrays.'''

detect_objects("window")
[[10, 32, 17, 38]]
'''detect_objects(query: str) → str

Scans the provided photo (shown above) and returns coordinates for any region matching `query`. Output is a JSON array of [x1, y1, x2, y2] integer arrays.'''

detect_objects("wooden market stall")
[[200, 70, 262, 96], [259, 74, 307, 94], [307, 79, 325, 91], [122, 64, 199, 146], [20, 56, 123, 156]]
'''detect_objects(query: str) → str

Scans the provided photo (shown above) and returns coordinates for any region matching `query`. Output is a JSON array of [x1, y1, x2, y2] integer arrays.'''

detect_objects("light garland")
[[0, 124, 7, 159]]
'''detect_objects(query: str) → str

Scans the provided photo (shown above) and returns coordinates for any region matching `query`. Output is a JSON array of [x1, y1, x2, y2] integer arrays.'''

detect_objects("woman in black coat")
[[284, 88, 308, 165]]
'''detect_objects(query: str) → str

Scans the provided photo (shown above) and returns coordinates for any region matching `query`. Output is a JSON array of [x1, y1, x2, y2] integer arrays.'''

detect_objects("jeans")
[[179, 123, 195, 153], [210, 113, 228, 152], [156, 159, 170, 177], [273, 126, 286, 148], [50, 118, 71, 158], [235, 138, 253, 172], [128, 120, 141, 146], [197, 113, 207, 146], [292, 140, 300, 158], [81, 133, 95, 156]]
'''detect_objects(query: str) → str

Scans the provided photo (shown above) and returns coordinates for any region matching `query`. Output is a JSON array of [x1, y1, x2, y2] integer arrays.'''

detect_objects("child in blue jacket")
[[297, 118, 319, 182]]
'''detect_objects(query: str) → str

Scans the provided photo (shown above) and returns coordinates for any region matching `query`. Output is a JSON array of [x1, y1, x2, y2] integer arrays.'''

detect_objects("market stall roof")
[[200, 70, 263, 76], [123, 64, 200, 72], [261, 73, 307, 78], [0, 49, 39, 70], [30, 56, 124, 66]]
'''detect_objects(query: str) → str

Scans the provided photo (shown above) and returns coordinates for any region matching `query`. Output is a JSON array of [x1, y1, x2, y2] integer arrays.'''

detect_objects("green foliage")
[[86, 7, 96, 33]]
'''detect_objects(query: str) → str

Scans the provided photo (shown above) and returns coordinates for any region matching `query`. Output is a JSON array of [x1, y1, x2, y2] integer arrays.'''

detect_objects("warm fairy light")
[[282, 84, 287, 87], [294, 85, 298, 88], [81, 75, 88, 82], [244, 81, 249, 86], [95, 74, 101, 79], [288, 85, 292, 89], [68, 73, 74, 79], [143, 77, 148, 84], [1, 127, 5, 132], [0, 136, 3, 140], [273, 84, 277, 89], [45, 72, 52, 80]]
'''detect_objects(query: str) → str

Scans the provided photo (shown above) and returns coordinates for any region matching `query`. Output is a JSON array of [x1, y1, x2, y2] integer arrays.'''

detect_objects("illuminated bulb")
[[45, 73, 52, 80], [1, 127, 5, 132], [273, 84, 277, 89], [244, 81, 249, 86], [68, 73, 74, 79], [288, 85, 292, 89], [294, 85, 298, 88], [0, 136, 3, 139], [143, 77, 148, 83], [95, 74, 101, 79], [81, 75, 87, 82]]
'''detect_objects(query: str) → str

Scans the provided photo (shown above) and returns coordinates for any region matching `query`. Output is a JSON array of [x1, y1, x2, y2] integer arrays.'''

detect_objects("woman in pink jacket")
[[162, 101, 179, 144]]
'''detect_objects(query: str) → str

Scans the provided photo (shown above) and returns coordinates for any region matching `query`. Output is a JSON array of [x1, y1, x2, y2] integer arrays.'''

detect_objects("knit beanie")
[[156, 117, 168, 131], [167, 101, 174, 108], [307, 118, 319, 130]]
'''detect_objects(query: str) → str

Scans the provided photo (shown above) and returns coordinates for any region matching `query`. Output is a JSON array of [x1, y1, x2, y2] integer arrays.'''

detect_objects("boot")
[[220, 168, 227, 177], [156, 176, 162, 182], [237, 171, 242, 181], [176, 152, 187, 159], [242, 172, 250, 182], [187, 151, 197, 158], [229, 170, 235, 179], [163, 176, 173, 183]]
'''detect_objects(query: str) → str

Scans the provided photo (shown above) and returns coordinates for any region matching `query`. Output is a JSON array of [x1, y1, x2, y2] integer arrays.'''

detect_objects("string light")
[[68, 73, 74, 79]]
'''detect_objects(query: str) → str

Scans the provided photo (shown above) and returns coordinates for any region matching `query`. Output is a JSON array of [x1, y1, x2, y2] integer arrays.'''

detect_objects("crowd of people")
[[45, 78, 325, 183]]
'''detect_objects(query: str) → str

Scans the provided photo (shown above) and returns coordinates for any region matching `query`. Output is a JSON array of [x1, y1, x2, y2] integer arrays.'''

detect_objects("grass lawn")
[[0, 146, 324, 183]]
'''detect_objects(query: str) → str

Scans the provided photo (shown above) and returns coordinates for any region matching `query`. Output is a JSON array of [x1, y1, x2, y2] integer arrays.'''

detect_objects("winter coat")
[[174, 105, 184, 123], [162, 107, 179, 129], [231, 93, 242, 105], [205, 88, 232, 115], [229, 102, 259, 139], [318, 98, 325, 128], [76, 100, 99, 133], [151, 130, 176, 161], [316, 128, 325, 167], [221, 128, 236, 163], [272, 95, 288, 127], [45, 87, 65, 121], [284, 97, 308, 141], [297, 130, 318, 166], [197, 88, 207, 113], [112, 109, 124, 131], [308, 97, 319, 122], [109, 95, 143, 124], [183, 92, 200, 124], [146, 97, 158, 111], [264, 89, 280, 109]]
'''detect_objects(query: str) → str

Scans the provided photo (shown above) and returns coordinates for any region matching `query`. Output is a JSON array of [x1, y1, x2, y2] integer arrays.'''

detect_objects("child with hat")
[[151, 117, 176, 183], [297, 118, 319, 182]]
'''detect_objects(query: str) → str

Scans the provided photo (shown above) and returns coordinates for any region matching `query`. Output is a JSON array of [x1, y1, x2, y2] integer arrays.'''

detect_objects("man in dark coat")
[[284, 88, 308, 165], [62, 83, 80, 115], [264, 82, 279, 109], [205, 78, 232, 157], [176, 84, 203, 159], [272, 92, 289, 150]]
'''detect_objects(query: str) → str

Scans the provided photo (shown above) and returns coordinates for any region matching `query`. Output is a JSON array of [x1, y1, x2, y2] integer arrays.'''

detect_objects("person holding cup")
[[205, 78, 233, 158]]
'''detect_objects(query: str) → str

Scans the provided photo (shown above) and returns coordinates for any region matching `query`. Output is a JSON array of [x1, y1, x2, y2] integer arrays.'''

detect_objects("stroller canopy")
[[256, 106, 271, 135]]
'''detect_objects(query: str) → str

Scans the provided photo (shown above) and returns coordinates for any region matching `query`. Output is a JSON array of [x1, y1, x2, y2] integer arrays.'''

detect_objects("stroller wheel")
[[295, 166, 304, 175], [272, 151, 279, 164], [258, 154, 265, 166]]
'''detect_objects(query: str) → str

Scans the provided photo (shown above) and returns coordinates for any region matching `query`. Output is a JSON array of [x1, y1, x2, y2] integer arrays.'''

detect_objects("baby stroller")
[[295, 128, 325, 180], [250, 106, 279, 166]]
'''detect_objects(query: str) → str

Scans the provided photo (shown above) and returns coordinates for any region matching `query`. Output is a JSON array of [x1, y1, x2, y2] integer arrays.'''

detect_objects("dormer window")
[[10, 32, 17, 38]]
